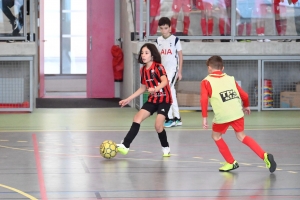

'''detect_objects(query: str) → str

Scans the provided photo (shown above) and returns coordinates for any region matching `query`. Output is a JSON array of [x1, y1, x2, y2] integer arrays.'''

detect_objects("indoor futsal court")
[[0, 108, 299, 199]]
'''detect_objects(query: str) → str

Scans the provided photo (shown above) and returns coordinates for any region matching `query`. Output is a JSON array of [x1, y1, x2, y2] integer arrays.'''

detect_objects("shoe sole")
[[163, 154, 170, 157], [164, 124, 175, 128], [219, 166, 239, 172], [267, 154, 277, 173], [117, 149, 129, 155], [117, 146, 129, 155]]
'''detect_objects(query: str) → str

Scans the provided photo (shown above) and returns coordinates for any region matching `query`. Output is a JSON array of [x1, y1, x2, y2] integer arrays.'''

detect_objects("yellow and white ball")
[[100, 140, 118, 159]]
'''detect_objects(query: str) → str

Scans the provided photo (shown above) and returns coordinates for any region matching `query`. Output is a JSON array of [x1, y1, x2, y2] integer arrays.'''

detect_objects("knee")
[[133, 117, 141, 124], [155, 124, 164, 133], [236, 132, 246, 142], [211, 134, 222, 141], [133, 116, 142, 124]]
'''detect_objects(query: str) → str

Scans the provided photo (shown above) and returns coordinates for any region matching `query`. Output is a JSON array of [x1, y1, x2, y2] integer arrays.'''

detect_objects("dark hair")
[[206, 55, 223, 70], [138, 43, 161, 64], [158, 17, 171, 27]]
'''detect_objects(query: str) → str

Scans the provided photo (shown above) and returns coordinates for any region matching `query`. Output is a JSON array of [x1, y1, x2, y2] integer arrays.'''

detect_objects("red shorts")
[[273, 1, 287, 15], [172, 0, 191, 13], [196, 0, 213, 10], [212, 117, 244, 134], [150, 0, 161, 17], [218, 0, 231, 9]]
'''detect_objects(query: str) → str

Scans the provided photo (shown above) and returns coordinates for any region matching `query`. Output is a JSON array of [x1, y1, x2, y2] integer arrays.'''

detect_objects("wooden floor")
[[0, 108, 299, 199]]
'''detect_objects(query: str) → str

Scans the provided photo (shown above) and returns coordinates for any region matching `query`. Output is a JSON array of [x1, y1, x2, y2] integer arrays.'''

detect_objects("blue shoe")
[[164, 119, 175, 128]]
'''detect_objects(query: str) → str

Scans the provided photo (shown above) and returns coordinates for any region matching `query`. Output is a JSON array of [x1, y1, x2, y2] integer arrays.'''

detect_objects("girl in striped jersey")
[[117, 43, 173, 157]]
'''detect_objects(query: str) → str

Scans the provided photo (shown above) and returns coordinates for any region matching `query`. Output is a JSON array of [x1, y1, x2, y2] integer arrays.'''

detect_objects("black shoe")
[[207, 39, 214, 42], [296, 39, 300, 42], [202, 39, 208, 42], [283, 39, 292, 42], [220, 34, 230, 42], [182, 33, 190, 42], [12, 19, 23, 36], [182, 39, 190, 42]]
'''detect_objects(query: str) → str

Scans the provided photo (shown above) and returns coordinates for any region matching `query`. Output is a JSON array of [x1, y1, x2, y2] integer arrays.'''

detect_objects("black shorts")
[[141, 102, 171, 118]]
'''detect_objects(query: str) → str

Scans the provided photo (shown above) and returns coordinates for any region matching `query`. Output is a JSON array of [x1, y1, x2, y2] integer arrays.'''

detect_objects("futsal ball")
[[100, 140, 118, 159]]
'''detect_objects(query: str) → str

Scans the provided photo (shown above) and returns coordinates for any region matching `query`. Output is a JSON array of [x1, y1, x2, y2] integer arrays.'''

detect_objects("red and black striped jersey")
[[140, 62, 172, 104]]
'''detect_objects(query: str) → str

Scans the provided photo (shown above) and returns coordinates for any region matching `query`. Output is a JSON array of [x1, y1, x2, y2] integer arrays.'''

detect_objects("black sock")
[[158, 129, 169, 147], [123, 122, 140, 148]]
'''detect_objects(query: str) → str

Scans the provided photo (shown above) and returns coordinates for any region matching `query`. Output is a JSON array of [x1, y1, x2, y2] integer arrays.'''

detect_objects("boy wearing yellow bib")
[[200, 55, 276, 173]]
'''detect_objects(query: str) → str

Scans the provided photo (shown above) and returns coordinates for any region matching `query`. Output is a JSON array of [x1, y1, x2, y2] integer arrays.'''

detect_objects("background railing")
[[131, 0, 300, 42]]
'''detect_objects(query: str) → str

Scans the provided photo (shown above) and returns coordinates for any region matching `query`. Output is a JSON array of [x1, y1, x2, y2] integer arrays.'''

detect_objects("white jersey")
[[155, 35, 182, 75]]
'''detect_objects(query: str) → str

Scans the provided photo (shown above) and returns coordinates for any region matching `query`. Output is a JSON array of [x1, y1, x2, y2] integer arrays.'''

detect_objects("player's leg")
[[164, 72, 177, 128], [273, 0, 284, 40], [237, 16, 246, 41], [1, 0, 17, 29], [156, 103, 171, 157], [254, 1, 263, 38], [117, 103, 152, 155], [233, 117, 277, 173], [255, 18, 264, 41], [196, 0, 207, 40], [225, 0, 231, 36], [236, 1, 247, 41], [149, 0, 161, 35], [295, 3, 300, 40], [12, 4, 23, 36], [219, 0, 231, 42], [212, 123, 239, 172], [237, 131, 277, 173], [171, 0, 181, 34], [218, 0, 226, 38], [164, 104, 175, 127], [255, 1, 270, 42], [278, 5, 289, 41], [245, 18, 252, 37], [205, 1, 214, 41], [182, 0, 191, 37], [170, 77, 182, 126]]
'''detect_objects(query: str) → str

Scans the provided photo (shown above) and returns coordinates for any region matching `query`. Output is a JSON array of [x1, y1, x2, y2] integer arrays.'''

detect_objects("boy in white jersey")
[[155, 17, 183, 128]]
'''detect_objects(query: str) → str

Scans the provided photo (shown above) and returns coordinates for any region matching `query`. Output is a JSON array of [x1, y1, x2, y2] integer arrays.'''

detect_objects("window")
[[44, 0, 87, 74]]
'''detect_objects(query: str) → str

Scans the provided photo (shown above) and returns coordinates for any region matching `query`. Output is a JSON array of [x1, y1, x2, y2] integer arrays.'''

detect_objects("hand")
[[119, 98, 130, 108], [148, 87, 156, 95], [177, 72, 182, 81], [243, 107, 251, 115], [202, 117, 208, 129]]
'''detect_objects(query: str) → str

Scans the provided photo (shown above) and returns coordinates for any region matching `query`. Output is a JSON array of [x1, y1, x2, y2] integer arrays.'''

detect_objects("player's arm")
[[148, 75, 168, 94], [119, 84, 147, 107], [201, 80, 210, 117], [177, 50, 183, 81], [235, 82, 250, 115], [201, 80, 210, 129]]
